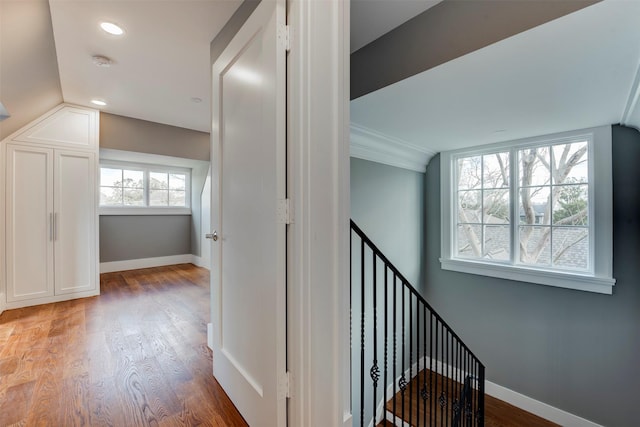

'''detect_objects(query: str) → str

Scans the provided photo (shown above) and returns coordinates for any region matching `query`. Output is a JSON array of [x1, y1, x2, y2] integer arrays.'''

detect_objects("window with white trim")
[[440, 126, 615, 294], [99, 162, 190, 212]]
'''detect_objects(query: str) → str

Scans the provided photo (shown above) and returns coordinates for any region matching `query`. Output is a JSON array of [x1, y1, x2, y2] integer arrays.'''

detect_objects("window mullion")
[[144, 168, 150, 207], [510, 148, 518, 266]]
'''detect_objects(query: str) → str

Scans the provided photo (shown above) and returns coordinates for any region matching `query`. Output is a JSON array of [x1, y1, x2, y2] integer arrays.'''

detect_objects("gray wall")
[[100, 216, 191, 262], [99, 113, 210, 261], [100, 113, 209, 161], [351, 157, 424, 292], [423, 125, 640, 427], [350, 0, 598, 100], [350, 158, 425, 426], [0, 0, 63, 140]]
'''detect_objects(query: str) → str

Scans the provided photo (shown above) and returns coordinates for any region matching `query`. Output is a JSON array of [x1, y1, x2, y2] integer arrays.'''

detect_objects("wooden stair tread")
[[382, 369, 560, 427]]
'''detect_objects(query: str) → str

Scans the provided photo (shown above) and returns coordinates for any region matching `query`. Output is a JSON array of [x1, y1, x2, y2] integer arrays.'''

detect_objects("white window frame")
[[99, 160, 191, 215], [440, 125, 615, 294]]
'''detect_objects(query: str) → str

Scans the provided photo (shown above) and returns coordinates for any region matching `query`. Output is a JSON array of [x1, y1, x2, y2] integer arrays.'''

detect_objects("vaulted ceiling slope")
[[0, 0, 63, 141], [48, 0, 242, 133], [351, 0, 640, 163], [350, 0, 442, 53]]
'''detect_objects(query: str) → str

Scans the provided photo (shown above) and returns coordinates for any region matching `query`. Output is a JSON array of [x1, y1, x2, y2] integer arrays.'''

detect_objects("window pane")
[[123, 189, 144, 206], [457, 224, 481, 258], [150, 172, 168, 190], [519, 186, 549, 225], [458, 190, 481, 223], [123, 169, 144, 188], [552, 141, 588, 184], [552, 185, 588, 225], [150, 189, 169, 206], [519, 226, 551, 266], [458, 156, 481, 190], [519, 147, 550, 187], [552, 227, 589, 269], [169, 173, 186, 190], [100, 187, 123, 206], [484, 225, 510, 260], [100, 168, 122, 187], [169, 190, 186, 206], [483, 152, 509, 189], [484, 190, 509, 223]]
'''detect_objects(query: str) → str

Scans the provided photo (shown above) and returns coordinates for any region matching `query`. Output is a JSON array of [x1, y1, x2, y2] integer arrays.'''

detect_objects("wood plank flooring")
[[0, 264, 248, 427], [379, 369, 559, 427]]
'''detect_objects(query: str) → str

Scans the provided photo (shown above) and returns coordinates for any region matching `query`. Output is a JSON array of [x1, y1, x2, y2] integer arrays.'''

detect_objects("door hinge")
[[279, 24, 291, 52], [277, 198, 293, 224], [278, 371, 291, 399]]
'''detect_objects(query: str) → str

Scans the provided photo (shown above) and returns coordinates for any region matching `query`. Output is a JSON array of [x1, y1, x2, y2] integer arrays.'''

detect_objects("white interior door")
[[54, 149, 96, 294], [5, 144, 54, 302], [210, 0, 286, 426]]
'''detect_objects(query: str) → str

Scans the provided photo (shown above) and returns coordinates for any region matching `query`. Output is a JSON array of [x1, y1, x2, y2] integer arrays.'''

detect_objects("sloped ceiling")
[[48, 0, 242, 133], [350, 0, 442, 53], [351, 0, 640, 163]]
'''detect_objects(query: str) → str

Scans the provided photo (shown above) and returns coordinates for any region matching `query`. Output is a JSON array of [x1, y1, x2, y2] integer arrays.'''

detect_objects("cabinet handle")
[[49, 213, 54, 241], [54, 213, 58, 241]]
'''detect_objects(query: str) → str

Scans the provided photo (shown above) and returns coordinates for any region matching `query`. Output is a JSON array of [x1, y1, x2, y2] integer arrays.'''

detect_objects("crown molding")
[[621, 54, 640, 131], [350, 123, 435, 172]]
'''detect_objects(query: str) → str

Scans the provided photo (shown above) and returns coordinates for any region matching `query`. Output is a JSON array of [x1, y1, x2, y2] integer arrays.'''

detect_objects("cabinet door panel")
[[6, 145, 54, 302], [54, 150, 96, 294]]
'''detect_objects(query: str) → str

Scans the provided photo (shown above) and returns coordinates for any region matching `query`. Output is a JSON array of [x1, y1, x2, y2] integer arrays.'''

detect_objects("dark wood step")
[[381, 369, 559, 427]]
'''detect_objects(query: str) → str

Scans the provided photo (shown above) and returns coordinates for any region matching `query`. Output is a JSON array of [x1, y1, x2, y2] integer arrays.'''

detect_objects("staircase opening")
[[351, 220, 485, 426]]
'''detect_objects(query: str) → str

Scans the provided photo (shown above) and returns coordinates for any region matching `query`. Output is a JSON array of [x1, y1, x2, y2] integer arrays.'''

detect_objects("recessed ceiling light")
[[100, 22, 124, 36], [191, 97, 203, 104], [91, 99, 107, 106]]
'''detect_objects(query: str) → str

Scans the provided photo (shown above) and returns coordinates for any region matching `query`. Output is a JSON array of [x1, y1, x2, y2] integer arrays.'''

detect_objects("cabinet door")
[[54, 150, 96, 294], [6, 144, 55, 302]]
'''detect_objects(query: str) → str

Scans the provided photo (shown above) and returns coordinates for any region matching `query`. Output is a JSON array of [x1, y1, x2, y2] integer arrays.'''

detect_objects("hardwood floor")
[[0, 264, 248, 427]]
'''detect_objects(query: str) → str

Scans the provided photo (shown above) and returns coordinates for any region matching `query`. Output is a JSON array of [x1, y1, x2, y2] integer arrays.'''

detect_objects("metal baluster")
[[409, 291, 413, 426], [372, 255, 379, 425], [393, 275, 397, 425], [360, 239, 365, 427], [423, 306, 427, 427], [401, 286, 406, 423], [384, 266, 388, 426]]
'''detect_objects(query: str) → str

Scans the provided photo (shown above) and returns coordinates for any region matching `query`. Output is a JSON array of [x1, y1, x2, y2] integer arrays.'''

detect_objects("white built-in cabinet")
[[1, 105, 99, 310]]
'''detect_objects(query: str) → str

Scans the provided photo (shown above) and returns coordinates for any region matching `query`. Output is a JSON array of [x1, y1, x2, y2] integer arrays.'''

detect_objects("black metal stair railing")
[[351, 220, 485, 427]]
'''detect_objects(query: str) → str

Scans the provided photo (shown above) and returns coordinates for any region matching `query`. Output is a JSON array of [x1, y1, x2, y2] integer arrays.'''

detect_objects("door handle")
[[54, 213, 58, 241], [205, 231, 218, 241]]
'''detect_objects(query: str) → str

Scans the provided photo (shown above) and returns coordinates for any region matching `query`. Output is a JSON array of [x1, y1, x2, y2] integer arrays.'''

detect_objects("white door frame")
[[287, 0, 351, 426]]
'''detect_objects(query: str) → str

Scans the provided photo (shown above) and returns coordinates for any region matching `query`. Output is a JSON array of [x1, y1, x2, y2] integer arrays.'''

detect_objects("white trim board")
[[350, 123, 435, 173], [485, 381, 603, 427], [99, 254, 200, 273]]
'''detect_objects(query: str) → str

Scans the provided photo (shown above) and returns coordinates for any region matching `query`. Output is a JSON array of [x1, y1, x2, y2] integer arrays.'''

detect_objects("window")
[[99, 162, 190, 213], [441, 126, 614, 294]]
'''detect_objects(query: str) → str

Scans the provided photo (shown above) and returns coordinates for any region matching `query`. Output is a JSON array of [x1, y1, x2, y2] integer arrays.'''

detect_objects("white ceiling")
[[351, 0, 640, 155], [350, 0, 442, 53], [48, 0, 242, 133]]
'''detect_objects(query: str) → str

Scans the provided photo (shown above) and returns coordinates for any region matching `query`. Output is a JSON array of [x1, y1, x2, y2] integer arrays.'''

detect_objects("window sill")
[[99, 207, 191, 216], [439, 258, 615, 294]]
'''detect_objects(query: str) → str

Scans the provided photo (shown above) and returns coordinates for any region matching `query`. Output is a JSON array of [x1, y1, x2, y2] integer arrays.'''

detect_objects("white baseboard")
[[100, 254, 196, 273], [207, 323, 213, 350], [190, 255, 210, 270], [485, 381, 603, 427], [0, 292, 5, 316]]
